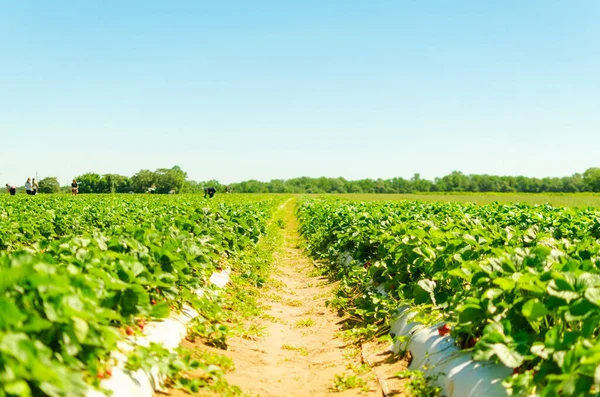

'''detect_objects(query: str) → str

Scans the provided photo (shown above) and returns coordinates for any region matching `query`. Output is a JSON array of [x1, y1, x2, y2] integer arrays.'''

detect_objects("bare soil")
[[169, 200, 408, 397]]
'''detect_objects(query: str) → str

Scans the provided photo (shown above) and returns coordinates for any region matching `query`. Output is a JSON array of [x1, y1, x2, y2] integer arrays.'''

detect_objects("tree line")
[[9, 167, 600, 194], [228, 169, 600, 193]]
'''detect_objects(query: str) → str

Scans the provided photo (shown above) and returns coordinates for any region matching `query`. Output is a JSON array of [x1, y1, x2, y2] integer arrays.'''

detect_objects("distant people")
[[148, 184, 156, 194], [226, 186, 232, 194], [168, 189, 175, 194], [25, 178, 32, 195], [204, 186, 216, 198], [32, 178, 38, 195], [5, 184, 16, 196], [71, 179, 78, 195]]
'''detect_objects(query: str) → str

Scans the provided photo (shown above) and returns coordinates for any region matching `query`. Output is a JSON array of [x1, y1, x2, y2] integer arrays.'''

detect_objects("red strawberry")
[[105, 368, 112, 378], [126, 326, 134, 336], [438, 324, 450, 336], [97, 372, 105, 379]]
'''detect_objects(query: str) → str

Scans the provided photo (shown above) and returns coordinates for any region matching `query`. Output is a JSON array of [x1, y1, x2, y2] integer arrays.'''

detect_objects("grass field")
[[327, 193, 600, 207]]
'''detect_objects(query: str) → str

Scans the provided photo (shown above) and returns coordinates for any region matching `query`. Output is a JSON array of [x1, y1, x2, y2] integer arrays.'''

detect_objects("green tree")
[[155, 166, 187, 193], [38, 177, 61, 193], [131, 170, 156, 193], [182, 180, 203, 193], [99, 174, 131, 193], [75, 173, 102, 193], [267, 179, 286, 193], [583, 168, 600, 192]]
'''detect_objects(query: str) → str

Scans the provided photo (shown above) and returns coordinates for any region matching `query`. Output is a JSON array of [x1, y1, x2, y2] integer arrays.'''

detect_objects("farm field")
[[328, 193, 600, 207], [296, 197, 600, 396], [3, 193, 600, 397], [0, 194, 287, 396]]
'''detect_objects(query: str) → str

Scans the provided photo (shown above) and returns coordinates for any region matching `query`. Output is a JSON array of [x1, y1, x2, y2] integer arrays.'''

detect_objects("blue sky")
[[1, 1, 598, 186]]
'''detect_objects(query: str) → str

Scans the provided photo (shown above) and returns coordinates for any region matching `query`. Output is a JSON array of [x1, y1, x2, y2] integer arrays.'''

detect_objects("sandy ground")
[[169, 200, 408, 397]]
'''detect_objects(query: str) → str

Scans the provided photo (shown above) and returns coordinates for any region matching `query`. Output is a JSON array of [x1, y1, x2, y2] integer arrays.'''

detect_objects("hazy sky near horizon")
[[1, 1, 598, 185]]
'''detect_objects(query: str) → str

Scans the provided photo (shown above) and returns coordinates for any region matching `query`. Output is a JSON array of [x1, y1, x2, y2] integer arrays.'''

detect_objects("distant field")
[[327, 193, 600, 207]]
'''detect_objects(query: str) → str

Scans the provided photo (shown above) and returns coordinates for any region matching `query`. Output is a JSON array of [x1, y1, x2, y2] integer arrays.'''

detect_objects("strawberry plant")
[[297, 197, 600, 396], [0, 194, 284, 396]]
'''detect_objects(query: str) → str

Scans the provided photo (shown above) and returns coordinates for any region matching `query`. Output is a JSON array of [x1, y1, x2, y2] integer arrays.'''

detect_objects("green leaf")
[[493, 277, 516, 291], [20, 317, 53, 333], [565, 298, 596, 321], [584, 287, 600, 307], [530, 342, 549, 359], [417, 279, 436, 294], [72, 317, 89, 343], [521, 299, 548, 321], [150, 302, 171, 319], [0, 333, 33, 363], [458, 304, 484, 324], [491, 343, 524, 368], [4, 380, 32, 397], [484, 288, 503, 300], [0, 297, 26, 327], [448, 267, 471, 280], [481, 322, 510, 344], [562, 374, 593, 397], [547, 280, 580, 303], [0, 264, 34, 294]]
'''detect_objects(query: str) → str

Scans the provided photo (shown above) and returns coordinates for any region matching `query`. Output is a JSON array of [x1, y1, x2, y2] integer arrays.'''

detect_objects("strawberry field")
[[0, 194, 283, 396], [297, 198, 600, 397]]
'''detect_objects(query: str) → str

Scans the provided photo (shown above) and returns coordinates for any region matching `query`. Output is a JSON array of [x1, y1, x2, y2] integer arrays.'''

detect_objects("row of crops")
[[296, 198, 600, 397], [0, 194, 283, 396]]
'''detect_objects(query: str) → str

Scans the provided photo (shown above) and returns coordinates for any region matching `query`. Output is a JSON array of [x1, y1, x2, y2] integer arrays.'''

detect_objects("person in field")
[[204, 186, 216, 198], [5, 184, 16, 196], [25, 178, 33, 195], [71, 179, 78, 195], [148, 184, 156, 194], [32, 178, 38, 195]]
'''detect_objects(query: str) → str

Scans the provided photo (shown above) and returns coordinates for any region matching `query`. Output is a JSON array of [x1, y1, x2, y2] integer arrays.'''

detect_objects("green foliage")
[[226, 169, 600, 193], [75, 172, 132, 193], [152, 166, 186, 194], [330, 373, 369, 392], [396, 369, 442, 397], [583, 168, 600, 191], [75, 166, 185, 194], [125, 343, 242, 395], [66, 167, 600, 194], [38, 177, 61, 193], [130, 169, 155, 193], [100, 174, 131, 193], [0, 194, 284, 395], [297, 197, 600, 396]]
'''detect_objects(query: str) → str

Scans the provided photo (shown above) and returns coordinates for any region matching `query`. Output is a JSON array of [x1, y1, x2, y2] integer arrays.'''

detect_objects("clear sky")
[[1, 1, 598, 186]]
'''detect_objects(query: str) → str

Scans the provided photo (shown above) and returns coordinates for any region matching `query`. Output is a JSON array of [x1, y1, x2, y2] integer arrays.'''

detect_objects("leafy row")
[[297, 198, 600, 397], [0, 194, 283, 396]]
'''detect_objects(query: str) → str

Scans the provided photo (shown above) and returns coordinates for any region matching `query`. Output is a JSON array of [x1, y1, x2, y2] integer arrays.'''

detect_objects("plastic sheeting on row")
[[86, 269, 231, 397], [336, 253, 511, 397], [390, 306, 511, 397]]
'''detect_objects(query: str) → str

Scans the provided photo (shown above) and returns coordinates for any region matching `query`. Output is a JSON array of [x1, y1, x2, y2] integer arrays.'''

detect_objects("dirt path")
[[217, 199, 381, 396], [170, 199, 408, 397]]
